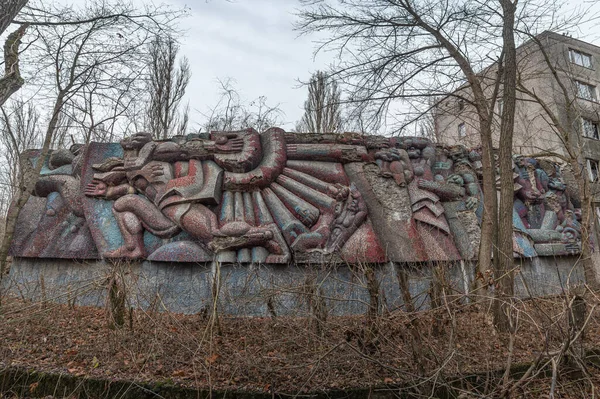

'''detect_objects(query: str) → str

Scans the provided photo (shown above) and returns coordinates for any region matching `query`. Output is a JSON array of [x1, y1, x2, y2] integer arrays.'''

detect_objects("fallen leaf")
[[206, 354, 219, 364], [172, 369, 186, 377]]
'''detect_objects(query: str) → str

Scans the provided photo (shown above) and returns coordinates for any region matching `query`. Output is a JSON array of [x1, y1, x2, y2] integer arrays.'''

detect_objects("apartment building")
[[435, 31, 600, 181]]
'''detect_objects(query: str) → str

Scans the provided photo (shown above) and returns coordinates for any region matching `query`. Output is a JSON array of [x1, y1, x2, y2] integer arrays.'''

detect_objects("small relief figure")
[[11, 144, 99, 258], [429, 145, 483, 260], [512, 156, 544, 229], [324, 183, 368, 253], [400, 137, 461, 260], [557, 209, 581, 242], [374, 147, 413, 186], [35, 144, 86, 218], [545, 165, 575, 225], [448, 146, 481, 212], [85, 132, 288, 261]]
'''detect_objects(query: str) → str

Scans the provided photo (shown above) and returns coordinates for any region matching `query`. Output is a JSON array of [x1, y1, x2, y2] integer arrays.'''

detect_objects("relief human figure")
[[374, 147, 413, 186], [400, 137, 461, 260], [85, 132, 288, 261], [426, 145, 482, 259], [324, 183, 368, 253], [34, 144, 86, 218]]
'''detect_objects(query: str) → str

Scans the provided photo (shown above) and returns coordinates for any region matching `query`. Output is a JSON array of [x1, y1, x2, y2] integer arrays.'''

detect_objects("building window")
[[570, 49, 593, 68], [587, 159, 599, 182], [458, 123, 466, 138], [582, 118, 600, 140], [575, 80, 597, 101]]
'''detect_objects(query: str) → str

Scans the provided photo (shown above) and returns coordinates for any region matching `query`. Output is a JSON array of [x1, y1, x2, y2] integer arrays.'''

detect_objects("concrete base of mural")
[[3, 257, 585, 316]]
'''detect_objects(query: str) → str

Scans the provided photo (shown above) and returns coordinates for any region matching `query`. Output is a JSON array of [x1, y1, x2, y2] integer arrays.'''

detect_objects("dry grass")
[[0, 290, 599, 397]]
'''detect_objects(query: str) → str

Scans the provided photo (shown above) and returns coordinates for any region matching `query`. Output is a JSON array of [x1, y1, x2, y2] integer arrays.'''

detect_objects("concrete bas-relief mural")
[[10, 129, 583, 263]]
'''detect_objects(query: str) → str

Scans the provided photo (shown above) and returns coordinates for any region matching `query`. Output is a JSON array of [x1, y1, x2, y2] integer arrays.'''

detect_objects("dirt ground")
[[0, 291, 599, 398]]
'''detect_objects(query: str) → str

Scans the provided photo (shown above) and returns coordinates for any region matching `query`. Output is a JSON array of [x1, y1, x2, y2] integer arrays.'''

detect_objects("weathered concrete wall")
[[4, 257, 585, 316]]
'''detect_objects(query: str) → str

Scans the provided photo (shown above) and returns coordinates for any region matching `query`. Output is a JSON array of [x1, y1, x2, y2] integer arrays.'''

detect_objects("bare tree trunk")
[[412, 23, 499, 303], [297, 71, 344, 133], [0, 91, 65, 280], [0, 0, 27, 37], [571, 159, 600, 289], [476, 122, 498, 300], [494, 0, 517, 332], [0, 24, 27, 107]]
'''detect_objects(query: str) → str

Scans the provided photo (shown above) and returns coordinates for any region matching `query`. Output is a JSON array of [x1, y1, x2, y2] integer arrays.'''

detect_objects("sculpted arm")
[[150, 136, 245, 162], [417, 179, 465, 201], [84, 179, 134, 200]]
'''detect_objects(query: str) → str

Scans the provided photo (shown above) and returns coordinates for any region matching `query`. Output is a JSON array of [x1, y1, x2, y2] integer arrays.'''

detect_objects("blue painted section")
[[28, 154, 54, 176], [45, 192, 60, 211], [85, 143, 125, 253], [515, 234, 537, 258], [85, 143, 199, 256], [95, 198, 124, 251], [30, 154, 72, 176], [512, 206, 537, 257], [513, 206, 528, 233], [44, 165, 73, 176]]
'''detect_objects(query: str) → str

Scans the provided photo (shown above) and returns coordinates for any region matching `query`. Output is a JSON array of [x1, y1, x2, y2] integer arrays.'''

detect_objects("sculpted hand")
[[150, 163, 164, 177], [214, 135, 244, 153], [130, 132, 153, 148], [123, 142, 157, 170], [84, 179, 108, 198], [417, 178, 433, 189], [375, 149, 400, 162], [447, 174, 464, 185], [465, 196, 478, 210]]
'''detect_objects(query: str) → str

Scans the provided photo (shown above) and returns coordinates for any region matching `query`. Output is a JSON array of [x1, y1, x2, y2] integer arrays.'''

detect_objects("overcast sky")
[[52, 0, 600, 133], [167, 0, 332, 131], [164, 0, 600, 132]]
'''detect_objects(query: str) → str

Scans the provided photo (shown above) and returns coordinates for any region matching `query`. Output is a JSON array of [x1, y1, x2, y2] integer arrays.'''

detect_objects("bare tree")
[[146, 35, 190, 139], [296, 0, 595, 330], [201, 78, 284, 132], [0, 24, 27, 107], [0, 98, 40, 235], [513, 33, 600, 289], [0, 1, 29, 106], [60, 72, 143, 144], [296, 71, 343, 133], [0, 0, 185, 278], [0, 0, 27, 35], [0, 99, 40, 197], [494, 0, 518, 331], [297, 0, 502, 325]]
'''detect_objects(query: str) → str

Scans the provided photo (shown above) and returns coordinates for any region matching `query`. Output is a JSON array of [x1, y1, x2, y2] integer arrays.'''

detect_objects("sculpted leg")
[[178, 203, 289, 259], [105, 194, 180, 259], [179, 204, 272, 250], [35, 175, 84, 217], [106, 209, 146, 259], [175, 203, 220, 240]]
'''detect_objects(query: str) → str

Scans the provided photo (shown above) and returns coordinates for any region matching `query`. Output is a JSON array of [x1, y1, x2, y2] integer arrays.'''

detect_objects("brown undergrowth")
[[0, 292, 599, 397]]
